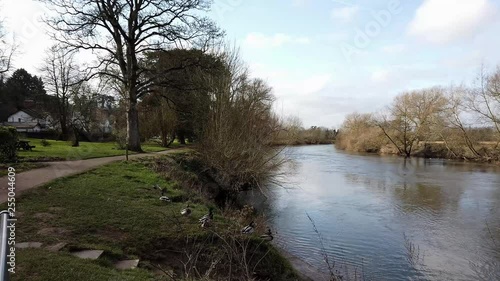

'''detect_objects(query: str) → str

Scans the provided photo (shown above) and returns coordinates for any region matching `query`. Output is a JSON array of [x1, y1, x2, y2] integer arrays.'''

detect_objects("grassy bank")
[[5, 156, 299, 280], [17, 138, 168, 162]]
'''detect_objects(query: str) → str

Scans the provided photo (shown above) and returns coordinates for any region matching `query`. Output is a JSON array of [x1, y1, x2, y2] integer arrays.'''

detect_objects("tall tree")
[[139, 92, 177, 147], [39, 46, 81, 139], [40, 0, 223, 151], [0, 20, 15, 75], [376, 88, 447, 157], [467, 66, 500, 143], [146, 48, 223, 144], [4, 68, 47, 108]]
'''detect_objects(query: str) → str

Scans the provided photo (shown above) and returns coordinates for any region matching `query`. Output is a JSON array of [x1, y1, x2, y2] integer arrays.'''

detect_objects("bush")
[[336, 113, 386, 153], [40, 139, 51, 147], [0, 126, 19, 163], [198, 52, 286, 195]]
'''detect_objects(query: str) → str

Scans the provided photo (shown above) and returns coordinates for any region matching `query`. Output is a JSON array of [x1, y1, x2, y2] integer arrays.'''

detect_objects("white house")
[[3, 109, 51, 132]]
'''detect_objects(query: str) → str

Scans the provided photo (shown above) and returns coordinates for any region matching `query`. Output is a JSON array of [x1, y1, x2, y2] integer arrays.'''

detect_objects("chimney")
[[23, 99, 35, 109]]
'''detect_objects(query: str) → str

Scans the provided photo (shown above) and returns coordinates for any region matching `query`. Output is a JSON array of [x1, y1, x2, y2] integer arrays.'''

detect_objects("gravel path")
[[0, 150, 182, 203]]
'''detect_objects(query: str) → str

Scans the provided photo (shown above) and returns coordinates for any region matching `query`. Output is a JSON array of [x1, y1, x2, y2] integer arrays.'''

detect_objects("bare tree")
[[199, 47, 286, 195], [337, 112, 384, 152], [376, 88, 447, 157], [39, 0, 223, 151], [467, 66, 500, 146], [439, 86, 486, 159], [39, 46, 81, 140], [139, 92, 177, 147], [0, 20, 15, 74]]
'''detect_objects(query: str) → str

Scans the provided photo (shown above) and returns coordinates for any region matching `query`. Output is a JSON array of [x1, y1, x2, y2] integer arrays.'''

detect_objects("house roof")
[[17, 108, 46, 119]]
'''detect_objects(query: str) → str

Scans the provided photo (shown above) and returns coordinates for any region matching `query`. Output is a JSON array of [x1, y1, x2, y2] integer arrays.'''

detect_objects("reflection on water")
[[263, 145, 500, 281]]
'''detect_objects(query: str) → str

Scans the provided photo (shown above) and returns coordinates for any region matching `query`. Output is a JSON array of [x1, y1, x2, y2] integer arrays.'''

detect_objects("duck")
[[241, 221, 256, 234], [159, 196, 171, 202], [153, 184, 168, 196], [180, 204, 192, 216], [199, 208, 214, 228], [201, 218, 211, 228], [260, 228, 273, 241], [153, 184, 170, 201]]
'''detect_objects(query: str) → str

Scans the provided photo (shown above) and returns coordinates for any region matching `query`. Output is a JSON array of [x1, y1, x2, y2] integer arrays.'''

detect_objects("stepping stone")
[[37, 227, 68, 236], [71, 250, 104, 260], [46, 242, 67, 252], [34, 213, 57, 219], [16, 242, 42, 249], [114, 259, 140, 270]]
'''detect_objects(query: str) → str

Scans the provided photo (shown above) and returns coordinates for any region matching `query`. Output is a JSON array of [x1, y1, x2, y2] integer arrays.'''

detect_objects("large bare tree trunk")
[[60, 121, 69, 140], [127, 98, 142, 152]]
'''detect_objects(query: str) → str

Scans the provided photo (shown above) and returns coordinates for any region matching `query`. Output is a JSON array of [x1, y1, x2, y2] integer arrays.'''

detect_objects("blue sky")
[[3, 0, 500, 127]]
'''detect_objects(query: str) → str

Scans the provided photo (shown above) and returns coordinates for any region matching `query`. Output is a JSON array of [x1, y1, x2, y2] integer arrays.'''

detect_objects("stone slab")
[[46, 242, 67, 252], [114, 259, 140, 270], [71, 250, 104, 260], [16, 242, 42, 249]]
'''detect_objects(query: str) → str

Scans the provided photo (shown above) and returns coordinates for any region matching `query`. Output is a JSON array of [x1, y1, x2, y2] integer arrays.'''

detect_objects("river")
[[257, 145, 500, 280]]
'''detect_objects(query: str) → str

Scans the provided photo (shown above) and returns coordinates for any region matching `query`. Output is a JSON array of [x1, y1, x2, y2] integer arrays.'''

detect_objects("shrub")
[[198, 52, 286, 195], [336, 113, 386, 153], [0, 126, 19, 163], [40, 139, 51, 147]]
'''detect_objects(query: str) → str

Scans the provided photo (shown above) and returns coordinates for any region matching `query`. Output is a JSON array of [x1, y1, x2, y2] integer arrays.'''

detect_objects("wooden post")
[[125, 135, 129, 162], [126, 142, 129, 162]]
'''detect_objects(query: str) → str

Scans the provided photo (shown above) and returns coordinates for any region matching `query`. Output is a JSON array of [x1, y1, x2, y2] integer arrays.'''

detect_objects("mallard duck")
[[180, 204, 192, 216], [159, 196, 171, 202], [199, 208, 214, 227], [241, 221, 256, 234], [201, 218, 211, 228], [153, 184, 167, 196], [260, 228, 273, 241]]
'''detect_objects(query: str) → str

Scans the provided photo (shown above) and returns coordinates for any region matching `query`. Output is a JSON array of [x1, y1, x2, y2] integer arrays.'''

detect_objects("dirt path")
[[0, 150, 183, 203]]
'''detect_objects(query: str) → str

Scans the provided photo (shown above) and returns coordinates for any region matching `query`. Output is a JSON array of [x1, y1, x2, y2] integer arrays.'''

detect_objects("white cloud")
[[243, 32, 311, 48], [331, 6, 360, 22], [408, 0, 497, 44], [294, 74, 332, 95], [371, 69, 390, 83]]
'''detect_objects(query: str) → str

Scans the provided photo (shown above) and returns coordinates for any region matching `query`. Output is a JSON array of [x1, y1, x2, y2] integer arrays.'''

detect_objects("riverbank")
[[4, 155, 301, 280], [271, 140, 334, 146], [337, 141, 500, 164]]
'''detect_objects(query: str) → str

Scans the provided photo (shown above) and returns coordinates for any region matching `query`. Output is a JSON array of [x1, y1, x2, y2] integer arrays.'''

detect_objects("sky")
[[2, 0, 500, 128]]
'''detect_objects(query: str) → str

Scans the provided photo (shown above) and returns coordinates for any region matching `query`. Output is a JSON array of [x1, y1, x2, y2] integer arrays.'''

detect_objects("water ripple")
[[268, 145, 500, 281]]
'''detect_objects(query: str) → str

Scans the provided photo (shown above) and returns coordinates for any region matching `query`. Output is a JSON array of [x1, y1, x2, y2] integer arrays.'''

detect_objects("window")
[[18, 118, 21, 123]]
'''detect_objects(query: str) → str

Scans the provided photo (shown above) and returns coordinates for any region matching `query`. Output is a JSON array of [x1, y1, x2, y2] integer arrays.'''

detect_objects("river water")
[[260, 145, 500, 280]]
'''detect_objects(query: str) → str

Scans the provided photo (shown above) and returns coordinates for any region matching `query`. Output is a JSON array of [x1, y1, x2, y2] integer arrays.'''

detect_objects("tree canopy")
[[40, 0, 223, 151]]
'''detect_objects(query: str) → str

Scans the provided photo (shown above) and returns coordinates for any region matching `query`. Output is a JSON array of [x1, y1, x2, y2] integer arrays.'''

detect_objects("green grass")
[[17, 138, 168, 162], [15, 249, 154, 281], [5, 160, 219, 280], [5, 158, 297, 281], [13, 161, 221, 252]]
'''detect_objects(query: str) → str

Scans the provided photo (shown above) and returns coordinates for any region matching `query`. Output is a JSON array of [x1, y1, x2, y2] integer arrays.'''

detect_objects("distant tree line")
[[274, 116, 337, 145], [336, 66, 500, 162]]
